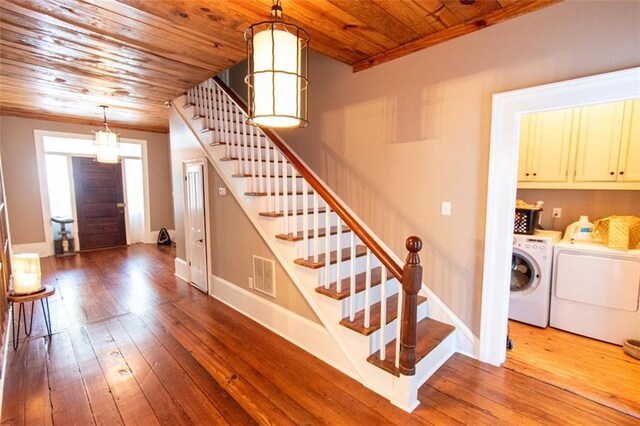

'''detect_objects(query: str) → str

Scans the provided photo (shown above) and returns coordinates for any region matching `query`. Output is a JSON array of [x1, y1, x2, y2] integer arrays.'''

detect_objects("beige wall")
[[517, 189, 640, 233], [169, 109, 319, 322], [0, 116, 174, 245], [251, 0, 640, 335]]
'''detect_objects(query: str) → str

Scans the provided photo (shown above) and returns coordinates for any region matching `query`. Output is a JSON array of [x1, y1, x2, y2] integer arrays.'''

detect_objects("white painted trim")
[[0, 309, 11, 416], [174, 257, 190, 282], [211, 275, 357, 380], [32, 130, 151, 255], [11, 242, 50, 257], [480, 67, 640, 366]]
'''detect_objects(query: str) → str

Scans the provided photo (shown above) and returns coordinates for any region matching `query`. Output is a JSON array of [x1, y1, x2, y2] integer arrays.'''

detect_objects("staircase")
[[172, 77, 458, 412]]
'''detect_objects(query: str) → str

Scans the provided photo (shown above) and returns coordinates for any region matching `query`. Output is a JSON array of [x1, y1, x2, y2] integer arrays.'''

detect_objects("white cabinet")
[[518, 99, 640, 190], [574, 100, 639, 183], [518, 109, 573, 183]]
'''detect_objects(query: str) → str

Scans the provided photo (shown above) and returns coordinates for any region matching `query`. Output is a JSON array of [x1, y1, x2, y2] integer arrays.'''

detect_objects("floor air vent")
[[253, 255, 276, 298]]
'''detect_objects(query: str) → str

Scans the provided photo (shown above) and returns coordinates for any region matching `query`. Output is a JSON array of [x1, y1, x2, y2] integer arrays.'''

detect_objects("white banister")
[[283, 156, 289, 235], [291, 168, 298, 237], [336, 217, 342, 294], [395, 290, 403, 368], [302, 179, 309, 259], [379, 267, 388, 360], [312, 191, 319, 263], [324, 206, 331, 289], [364, 248, 372, 329], [349, 232, 356, 321]]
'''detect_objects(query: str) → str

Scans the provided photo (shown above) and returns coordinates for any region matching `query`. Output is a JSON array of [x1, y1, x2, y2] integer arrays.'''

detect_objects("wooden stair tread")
[[340, 294, 427, 336], [315, 266, 391, 300], [259, 207, 326, 218], [294, 245, 367, 269], [220, 157, 286, 164], [367, 318, 455, 376], [276, 225, 351, 242]]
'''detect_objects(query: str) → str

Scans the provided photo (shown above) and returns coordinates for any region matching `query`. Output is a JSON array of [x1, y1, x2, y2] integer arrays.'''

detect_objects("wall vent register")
[[253, 255, 276, 298]]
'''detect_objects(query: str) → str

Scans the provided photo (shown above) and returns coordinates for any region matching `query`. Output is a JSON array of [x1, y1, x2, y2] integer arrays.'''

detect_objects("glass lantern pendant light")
[[93, 105, 120, 163], [244, 0, 309, 129]]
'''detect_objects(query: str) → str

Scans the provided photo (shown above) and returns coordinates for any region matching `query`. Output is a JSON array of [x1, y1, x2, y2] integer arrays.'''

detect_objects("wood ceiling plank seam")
[[253, 0, 399, 55], [0, 11, 215, 81], [368, 0, 443, 37], [80, 0, 246, 52], [0, 108, 169, 133], [0, 42, 192, 94], [325, 0, 422, 45], [407, 0, 449, 32], [441, 0, 503, 23], [352, 0, 563, 72], [0, 24, 206, 89], [1, 0, 236, 72]]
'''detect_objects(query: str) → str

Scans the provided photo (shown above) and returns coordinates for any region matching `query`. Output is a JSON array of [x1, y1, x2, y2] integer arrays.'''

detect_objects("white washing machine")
[[510, 230, 562, 327], [551, 238, 640, 345]]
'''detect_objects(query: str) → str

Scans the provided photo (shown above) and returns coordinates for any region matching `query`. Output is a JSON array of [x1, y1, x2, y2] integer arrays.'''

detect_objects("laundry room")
[[507, 98, 640, 415]]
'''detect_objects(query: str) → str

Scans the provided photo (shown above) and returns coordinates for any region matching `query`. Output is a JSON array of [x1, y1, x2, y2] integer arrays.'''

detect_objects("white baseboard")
[[211, 275, 357, 379], [174, 257, 190, 282], [146, 229, 175, 245], [11, 242, 51, 257]]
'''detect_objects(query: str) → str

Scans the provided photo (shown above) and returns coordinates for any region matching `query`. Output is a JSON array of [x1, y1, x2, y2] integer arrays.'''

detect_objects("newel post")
[[399, 236, 422, 376]]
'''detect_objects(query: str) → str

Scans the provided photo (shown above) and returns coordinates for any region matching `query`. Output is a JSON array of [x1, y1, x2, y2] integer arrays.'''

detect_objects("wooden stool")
[[8, 285, 55, 350]]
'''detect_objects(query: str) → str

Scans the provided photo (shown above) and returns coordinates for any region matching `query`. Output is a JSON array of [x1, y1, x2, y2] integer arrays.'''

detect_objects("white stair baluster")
[[302, 180, 309, 259], [364, 249, 372, 328], [213, 86, 224, 154], [349, 232, 356, 321], [395, 289, 403, 368], [248, 121, 256, 191], [324, 206, 331, 290], [265, 135, 272, 212], [336, 217, 342, 294], [283, 156, 289, 235], [313, 191, 319, 264], [256, 127, 264, 194], [274, 151, 281, 214], [291, 168, 298, 238], [379, 268, 388, 361]]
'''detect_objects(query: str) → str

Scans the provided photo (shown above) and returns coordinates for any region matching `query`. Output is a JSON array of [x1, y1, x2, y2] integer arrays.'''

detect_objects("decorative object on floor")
[[51, 216, 76, 256], [93, 105, 120, 163], [8, 285, 55, 350], [244, 0, 309, 129], [623, 339, 640, 360], [11, 253, 43, 295]]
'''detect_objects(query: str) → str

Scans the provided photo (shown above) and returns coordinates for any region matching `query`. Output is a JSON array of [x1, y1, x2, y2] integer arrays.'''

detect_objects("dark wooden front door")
[[72, 157, 126, 250]]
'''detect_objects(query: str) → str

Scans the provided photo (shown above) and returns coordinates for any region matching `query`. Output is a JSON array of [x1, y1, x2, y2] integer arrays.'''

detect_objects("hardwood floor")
[[1, 245, 637, 425], [505, 320, 640, 418]]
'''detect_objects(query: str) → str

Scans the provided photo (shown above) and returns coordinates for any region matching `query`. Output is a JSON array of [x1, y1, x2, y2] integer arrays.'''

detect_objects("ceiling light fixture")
[[244, 0, 309, 129], [93, 105, 120, 163]]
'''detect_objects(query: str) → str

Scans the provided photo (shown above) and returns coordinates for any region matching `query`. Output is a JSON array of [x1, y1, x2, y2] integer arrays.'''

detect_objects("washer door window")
[[511, 249, 541, 294]]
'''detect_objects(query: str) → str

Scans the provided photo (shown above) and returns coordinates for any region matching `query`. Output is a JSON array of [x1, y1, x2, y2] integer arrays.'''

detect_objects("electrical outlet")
[[248, 277, 254, 289], [441, 201, 452, 216], [553, 208, 562, 218], [218, 187, 227, 196]]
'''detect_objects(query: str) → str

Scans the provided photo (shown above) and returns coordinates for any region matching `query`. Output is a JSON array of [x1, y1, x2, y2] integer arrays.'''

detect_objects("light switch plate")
[[553, 207, 562, 218], [218, 187, 227, 196], [441, 201, 452, 216]]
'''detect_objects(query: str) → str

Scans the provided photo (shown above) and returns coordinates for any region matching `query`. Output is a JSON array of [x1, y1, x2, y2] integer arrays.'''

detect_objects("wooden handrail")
[[213, 76, 404, 281]]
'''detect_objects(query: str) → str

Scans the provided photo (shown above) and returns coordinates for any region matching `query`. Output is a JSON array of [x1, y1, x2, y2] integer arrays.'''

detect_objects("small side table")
[[8, 285, 55, 350]]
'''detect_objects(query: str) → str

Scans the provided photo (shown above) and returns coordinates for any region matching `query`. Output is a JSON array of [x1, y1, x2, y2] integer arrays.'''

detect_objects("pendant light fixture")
[[244, 0, 309, 129], [93, 105, 120, 163]]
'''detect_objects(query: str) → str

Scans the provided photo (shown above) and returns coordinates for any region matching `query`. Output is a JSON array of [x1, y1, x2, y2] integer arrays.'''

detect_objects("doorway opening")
[[480, 67, 640, 416], [34, 130, 151, 254]]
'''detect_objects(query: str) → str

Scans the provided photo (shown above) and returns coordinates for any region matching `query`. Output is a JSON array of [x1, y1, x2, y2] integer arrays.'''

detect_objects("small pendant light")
[[93, 105, 120, 163], [244, 0, 309, 129]]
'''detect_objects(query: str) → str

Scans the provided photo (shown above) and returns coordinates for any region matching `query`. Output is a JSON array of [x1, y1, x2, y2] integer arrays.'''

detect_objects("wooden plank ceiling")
[[0, 0, 562, 133]]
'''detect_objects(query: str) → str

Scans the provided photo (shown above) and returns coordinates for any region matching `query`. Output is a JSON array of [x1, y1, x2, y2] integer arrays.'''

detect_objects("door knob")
[[116, 203, 126, 208], [197, 239, 204, 243]]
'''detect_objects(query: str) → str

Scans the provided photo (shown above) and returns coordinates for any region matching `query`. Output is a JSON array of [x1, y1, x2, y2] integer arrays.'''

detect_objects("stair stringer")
[[172, 94, 468, 411]]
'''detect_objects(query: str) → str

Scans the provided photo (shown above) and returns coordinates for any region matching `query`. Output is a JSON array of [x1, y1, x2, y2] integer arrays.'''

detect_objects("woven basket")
[[623, 339, 640, 360]]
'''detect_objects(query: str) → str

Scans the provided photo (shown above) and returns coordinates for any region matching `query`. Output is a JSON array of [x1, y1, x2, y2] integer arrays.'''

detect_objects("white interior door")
[[185, 162, 207, 292]]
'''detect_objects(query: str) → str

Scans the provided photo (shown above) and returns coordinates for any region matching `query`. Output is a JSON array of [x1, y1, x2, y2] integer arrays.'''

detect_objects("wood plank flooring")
[[505, 320, 640, 418], [1, 245, 636, 425]]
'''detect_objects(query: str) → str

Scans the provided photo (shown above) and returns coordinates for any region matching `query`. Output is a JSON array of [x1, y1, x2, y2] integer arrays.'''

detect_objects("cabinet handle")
[[533, 173, 537, 176], [525, 173, 530, 176], [619, 171, 625, 175], [610, 172, 615, 175]]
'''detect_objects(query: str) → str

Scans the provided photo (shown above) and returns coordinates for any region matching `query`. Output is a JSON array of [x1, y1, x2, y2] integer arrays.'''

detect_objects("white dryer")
[[551, 239, 640, 345], [510, 230, 562, 327]]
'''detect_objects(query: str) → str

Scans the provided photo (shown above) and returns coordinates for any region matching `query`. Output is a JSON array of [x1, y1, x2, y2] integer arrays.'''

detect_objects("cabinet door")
[[529, 109, 573, 182], [517, 114, 534, 182], [574, 101, 625, 182], [617, 99, 640, 182]]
